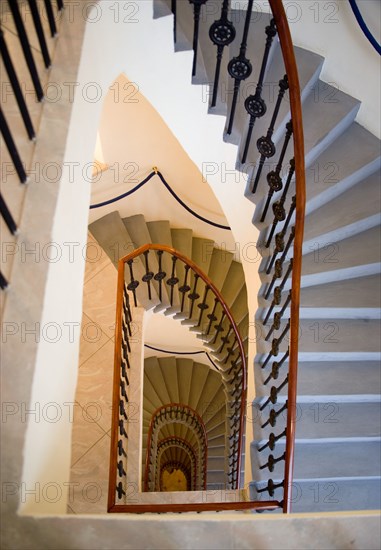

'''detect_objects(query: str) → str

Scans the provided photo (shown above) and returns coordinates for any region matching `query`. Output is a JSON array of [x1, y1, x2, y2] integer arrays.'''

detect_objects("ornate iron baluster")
[[7, 0, 44, 101], [264, 258, 293, 301], [261, 121, 293, 222], [0, 193, 17, 235], [28, 0, 51, 68], [118, 419, 128, 438], [219, 325, 232, 354], [197, 285, 210, 327], [264, 349, 290, 384], [188, 273, 200, 319], [261, 319, 290, 369], [0, 29, 35, 140], [189, 0, 208, 77], [56, 0, 64, 10], [257, 479, 284, 496], [266, 225, 295, 275], [241, 19, 277, 162], [126, 259, 139, 306], [154, 250, 166, 302], [0, 271, 8, 291], [265, 291, 291, 340], [142, 250, 154, 300], [179, 264, 191, 312], [224, 335, 237, 365], [117, 460, 127, 477], [260, 451, 286, 472], [258, 428, 286, 452], [266, 159, 295, 247], [0, 108, 27, 183], [44, 0, 57, 37], [209, 0, 236, 107], [212, 311, 226, 344], [261, 402, 288, 429], [251, 75, 289, 193], [167, 255, 179, 306], [171, 0, 177, 42], [226, 0, 254, 134], [116, 482, 126, 499], [118, 439, 127, 457], [260, 374, 288, 410]]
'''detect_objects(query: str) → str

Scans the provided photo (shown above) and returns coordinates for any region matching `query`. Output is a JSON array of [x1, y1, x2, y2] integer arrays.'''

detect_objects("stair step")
[[158, 356, 180, 403], [255, 360, 381, 398], [251, 438, 381, 480], [240, 44, 323, 172], [303, 171, 381, 248], [252, 400, 381, 440], [250, 477, 381, 512]]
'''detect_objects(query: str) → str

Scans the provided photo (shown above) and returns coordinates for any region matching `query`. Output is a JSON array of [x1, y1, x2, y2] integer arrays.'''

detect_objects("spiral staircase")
[[1, 0, 381, 547]]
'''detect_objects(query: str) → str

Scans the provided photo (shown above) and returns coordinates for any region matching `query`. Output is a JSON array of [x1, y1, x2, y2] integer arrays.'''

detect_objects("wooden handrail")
[[268, 0, 306, 513], [144, 403, 208, 491]]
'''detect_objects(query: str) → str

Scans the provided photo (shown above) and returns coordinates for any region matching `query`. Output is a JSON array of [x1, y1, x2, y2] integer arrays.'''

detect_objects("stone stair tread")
[[253, 401, 381, 439], [251, 439, 381, 480], [303, 171, 381, 245], [249, 478, 381, 512], [255, 360, 381, 397]]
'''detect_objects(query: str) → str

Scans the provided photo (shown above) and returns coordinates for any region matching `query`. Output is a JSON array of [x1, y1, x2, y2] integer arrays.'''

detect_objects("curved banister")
[[269, 0, 305, 513], [118, 242, 247, 490], [144, 403, 208, 491], [157, 436, 199, 490]]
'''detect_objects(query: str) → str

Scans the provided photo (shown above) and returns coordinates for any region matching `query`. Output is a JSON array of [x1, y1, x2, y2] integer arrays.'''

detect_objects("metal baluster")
[[0, 193, 18, 235], [119, 419, 128, 438], [266, 225, 295, 275], [44, 0, 57, 37], [265, 258, 293, 301], [119, 401, 128, 421], [166, 255, 179, 307], [261, 319, 290, 369], [117, 460, 127, 477], [209, 0, 236, 107], [212, 311, 226, 344], [27, 0, 51, 67], [188, 273, 200, 319], [0, 29, 35, 140], [171, 0, 177, 42], [116, 482, 126, 499], [219, 325, 232, 354], [179, 264, 191, 312], [118, 439, 127, 457], [265, 291, 291, 340], [260, 374, 288, 410], [257, 479, 284, 496], [0, 271, 9, 291], [260, 121, 293, 222], [241, 19, 277, 162], [251, 75, 289, 193], [7, 0, 44, 101], [154, 250, 166, 302], [226, 0, 254, 134], [266, 159, 295, 247], [189, 0, 208, 77], [0, 108, 27, 183], [264, 349, 290, 384], [224, 335, 237, 365], [197, 285, 210, 327], [260, 451, 286, 472], [261, 402, 288, 429], [206, 297, 218, 336], [142, 250, 154, 301], [257, 428, 286, 452], [56, 0, 64, 11], [126, 259, 139, 307]]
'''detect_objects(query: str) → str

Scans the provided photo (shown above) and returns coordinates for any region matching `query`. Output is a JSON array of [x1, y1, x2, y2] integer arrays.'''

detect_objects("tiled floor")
[[68, 234, 116, 514]]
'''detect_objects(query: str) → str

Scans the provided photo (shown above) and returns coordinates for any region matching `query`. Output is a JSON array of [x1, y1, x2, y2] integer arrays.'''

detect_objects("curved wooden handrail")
[[269, 0, 306, 513], [119, 243, 247, 490], [144, 403, 208, 491]]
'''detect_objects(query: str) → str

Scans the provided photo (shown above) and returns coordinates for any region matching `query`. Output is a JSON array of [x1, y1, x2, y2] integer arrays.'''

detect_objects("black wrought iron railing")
[[0, 0, 65, 291], [156, 0, 305, 514]]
